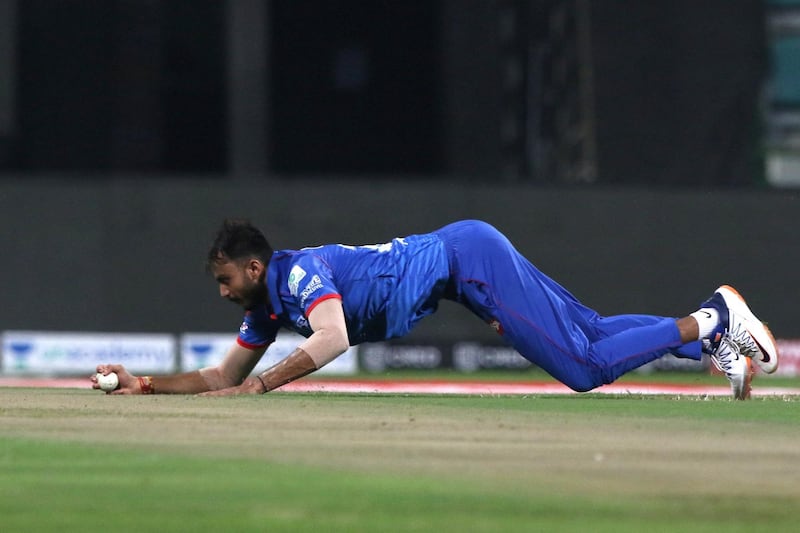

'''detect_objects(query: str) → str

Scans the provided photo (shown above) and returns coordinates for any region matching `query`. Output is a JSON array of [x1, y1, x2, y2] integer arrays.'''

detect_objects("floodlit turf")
[[1, 388, 799, 532], [319, 368, 800, 389]]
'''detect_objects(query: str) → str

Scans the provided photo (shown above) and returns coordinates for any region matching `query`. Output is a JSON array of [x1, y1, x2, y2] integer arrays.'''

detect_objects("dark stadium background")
[[0, 1, 797, 353]]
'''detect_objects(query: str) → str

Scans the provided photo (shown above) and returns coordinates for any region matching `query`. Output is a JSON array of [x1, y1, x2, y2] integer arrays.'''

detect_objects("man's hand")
[[199, 376, 266, 397], [91, 364, 141, 395]]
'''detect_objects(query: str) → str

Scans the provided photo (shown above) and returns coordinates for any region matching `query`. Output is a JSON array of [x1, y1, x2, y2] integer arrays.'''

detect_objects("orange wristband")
[[138, 376, 154, 394]]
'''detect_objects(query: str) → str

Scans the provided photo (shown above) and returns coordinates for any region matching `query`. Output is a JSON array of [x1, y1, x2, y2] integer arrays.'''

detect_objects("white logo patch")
[[288, 265, 307, 296]]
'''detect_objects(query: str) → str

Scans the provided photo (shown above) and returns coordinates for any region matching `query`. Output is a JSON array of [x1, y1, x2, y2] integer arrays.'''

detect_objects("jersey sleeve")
[[287, 255, 342, 316], [236, 305, 279, 350]]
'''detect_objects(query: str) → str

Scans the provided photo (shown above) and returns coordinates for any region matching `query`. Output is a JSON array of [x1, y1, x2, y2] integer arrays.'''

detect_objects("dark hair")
[[206, 219, 273, 269]]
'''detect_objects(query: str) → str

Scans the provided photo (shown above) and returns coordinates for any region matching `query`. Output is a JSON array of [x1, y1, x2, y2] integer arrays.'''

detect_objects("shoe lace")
[[710, 337, 743, 377], [726, 319, 760, 358]]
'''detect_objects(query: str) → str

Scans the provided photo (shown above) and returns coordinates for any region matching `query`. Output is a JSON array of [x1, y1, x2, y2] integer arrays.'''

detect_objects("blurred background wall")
[[0, 0, 797, 340]]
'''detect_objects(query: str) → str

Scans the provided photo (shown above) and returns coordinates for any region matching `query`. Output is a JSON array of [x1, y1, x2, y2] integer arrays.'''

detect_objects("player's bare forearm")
[[201, 347, 318, 396], [253, 298, 350, 393], [148, 371, 214, 394], [94, 357, 261, 395], [257, 347, 318, 392], [154, 359, 263, 394], [93, 365, 219, 395], [200, 299, 350, 397]]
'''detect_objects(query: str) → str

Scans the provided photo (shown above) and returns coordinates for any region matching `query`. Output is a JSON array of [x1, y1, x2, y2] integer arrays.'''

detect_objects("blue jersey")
[[237, 232, 450, 349], [235, 219, 701, 394]]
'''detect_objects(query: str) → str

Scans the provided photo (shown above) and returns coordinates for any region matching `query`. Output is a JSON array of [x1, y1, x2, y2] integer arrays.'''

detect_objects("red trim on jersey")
[[305, 293, 342, 316], [236, 337, 270, 350]]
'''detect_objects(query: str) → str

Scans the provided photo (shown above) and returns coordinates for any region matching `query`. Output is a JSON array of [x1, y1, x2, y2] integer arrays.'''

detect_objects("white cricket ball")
[[96, 372, 119, 392]]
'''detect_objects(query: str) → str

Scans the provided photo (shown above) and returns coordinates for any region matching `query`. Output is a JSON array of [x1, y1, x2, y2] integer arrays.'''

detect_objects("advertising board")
[[1, 331, 176, 375]]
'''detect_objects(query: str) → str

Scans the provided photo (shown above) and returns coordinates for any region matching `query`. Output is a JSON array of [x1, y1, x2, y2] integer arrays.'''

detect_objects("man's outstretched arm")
[[92, 343, 267, 394], [203, 297, 350, 396]]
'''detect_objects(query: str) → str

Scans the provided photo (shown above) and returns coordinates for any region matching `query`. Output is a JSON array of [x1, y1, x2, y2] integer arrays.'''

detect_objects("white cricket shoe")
[[701, 285, 779, 374], [715, 285, 779, 374], [706, 336, 753, 400]]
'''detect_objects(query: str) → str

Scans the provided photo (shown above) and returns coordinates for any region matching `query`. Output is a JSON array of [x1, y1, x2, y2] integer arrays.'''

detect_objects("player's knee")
[[561, 356, 606, 392], [553, 362, 602, 392], [562, 378, 598, 393]]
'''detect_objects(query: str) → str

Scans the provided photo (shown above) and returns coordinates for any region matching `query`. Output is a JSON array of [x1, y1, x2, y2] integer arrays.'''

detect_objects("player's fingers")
[[109, 384, 134, 395], [96, 363, 125, 375], [89, 373, 104, 390], [105, 364, 128, 376]]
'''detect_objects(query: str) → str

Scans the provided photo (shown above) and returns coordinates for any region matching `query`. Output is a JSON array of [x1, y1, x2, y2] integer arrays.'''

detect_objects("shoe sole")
[[717, 285, 779, 374], [734, 357, 753, 400]]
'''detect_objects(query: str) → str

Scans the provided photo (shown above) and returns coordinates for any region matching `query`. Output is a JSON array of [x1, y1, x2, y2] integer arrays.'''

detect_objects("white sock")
[[690, 308, 720, 339]]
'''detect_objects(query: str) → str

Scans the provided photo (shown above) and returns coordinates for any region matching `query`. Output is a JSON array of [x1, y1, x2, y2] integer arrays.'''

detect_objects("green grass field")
[[2, 387, 800, 532]]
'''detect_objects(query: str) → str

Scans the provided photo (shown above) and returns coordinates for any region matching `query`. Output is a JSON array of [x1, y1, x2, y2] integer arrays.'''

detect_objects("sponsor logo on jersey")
[[299, 274, 323, 306], [239, 322, 249, 335], [288, 265, 307, 296]]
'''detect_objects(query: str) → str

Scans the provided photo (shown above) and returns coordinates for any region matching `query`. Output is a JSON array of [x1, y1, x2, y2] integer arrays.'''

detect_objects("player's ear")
[[245, 258, 265, 281]]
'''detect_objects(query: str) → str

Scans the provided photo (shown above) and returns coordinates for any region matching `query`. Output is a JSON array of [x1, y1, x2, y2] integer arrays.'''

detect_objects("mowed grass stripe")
[[3, 437, 796, 533], [1, 389, 799, 532]]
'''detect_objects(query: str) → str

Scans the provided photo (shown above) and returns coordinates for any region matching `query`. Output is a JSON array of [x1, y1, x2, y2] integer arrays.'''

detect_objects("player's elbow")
[[317, 322, 350, 354], [302, 327, 350, 369], [200, 366, 237, 390], [326, 329, 351, 358]]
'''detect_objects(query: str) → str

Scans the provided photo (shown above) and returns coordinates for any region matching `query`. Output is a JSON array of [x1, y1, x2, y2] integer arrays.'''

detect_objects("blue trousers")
[[435, 220, 702, 392]]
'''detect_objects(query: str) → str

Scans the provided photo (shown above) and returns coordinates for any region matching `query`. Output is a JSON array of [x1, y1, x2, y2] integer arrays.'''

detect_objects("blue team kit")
[[238, 220, 701, 391]]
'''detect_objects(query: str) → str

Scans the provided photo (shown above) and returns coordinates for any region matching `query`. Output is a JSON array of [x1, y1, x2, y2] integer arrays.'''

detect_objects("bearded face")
[[211, 258, 268, 310]]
